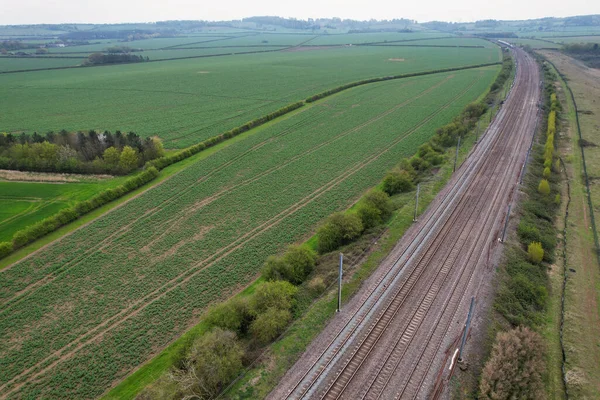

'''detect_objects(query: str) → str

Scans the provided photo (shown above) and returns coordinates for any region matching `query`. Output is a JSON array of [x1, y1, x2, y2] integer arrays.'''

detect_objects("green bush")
[[179, 328, 245, 399], [249, 281, 298, 316], [316, 212, 363, 253], [282, 246, 317, 284], [527, 242, 544, 264], [538, 179, 550, 195], [356, 190, 393, 230], [261, 255, 289, 282], [409, 155, 431, 172], [205, 297, 252, 335], [554, 194, 561, 205], [363, 190, 393, 221], [382, 169, 414, 195], [249, 308, 292, 344], [357, 203, 383, 230], [543, 167, 551, 178], [262, 246, 316, 285], [0, 241, 13, 259], [11, 230, 30, 249], [517, 221, 540, 245]]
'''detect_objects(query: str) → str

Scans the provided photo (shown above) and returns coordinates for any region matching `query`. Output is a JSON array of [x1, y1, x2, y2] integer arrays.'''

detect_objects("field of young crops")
[[377, 37, 495, 48], [0, 65, 499, 399], [0, 56, 81, 72], [0, 44, 500, 148]]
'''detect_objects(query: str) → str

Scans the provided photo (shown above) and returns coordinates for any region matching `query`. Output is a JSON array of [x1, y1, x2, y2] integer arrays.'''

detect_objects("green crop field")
[[0, 45, 500, 148], [308, 32, 451, 45], [0, 57, 81, 72], [0, 177, 130, 242], [378, 37, 495, 48], [128, 46, 281, 60], [0, 65, 499, 399]]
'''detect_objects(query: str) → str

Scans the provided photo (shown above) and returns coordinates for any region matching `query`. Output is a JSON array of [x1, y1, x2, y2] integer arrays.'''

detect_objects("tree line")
[[562, 42, 600, 68], [0, 130, 164, 175], [84, 52, 148, 65]]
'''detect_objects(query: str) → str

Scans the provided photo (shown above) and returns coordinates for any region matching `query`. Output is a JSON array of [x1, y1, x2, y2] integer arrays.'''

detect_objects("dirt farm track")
[[270, 47, 541, 400]]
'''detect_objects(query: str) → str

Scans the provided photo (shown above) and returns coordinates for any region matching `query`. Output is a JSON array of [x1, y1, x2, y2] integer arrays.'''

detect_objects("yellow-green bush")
[[538, 179, 550, 195], [527, 242, 544, 264], [543, 167, 551, 179]]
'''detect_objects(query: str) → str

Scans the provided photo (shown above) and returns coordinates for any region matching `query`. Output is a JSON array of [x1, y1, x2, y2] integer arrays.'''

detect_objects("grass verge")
[[548, 57, 600, 399]]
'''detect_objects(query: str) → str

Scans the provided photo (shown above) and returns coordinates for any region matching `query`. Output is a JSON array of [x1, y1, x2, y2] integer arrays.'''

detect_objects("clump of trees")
[[317, 212, 364, 253], [480, 326, 546, 399], [85, 52, 148, 65], [0, 130, 164, 175], [146, 328, 245, 400], [562, 43, 600, 68], [262, 245, 317, 285], [485, 54, 513, 104], [0, 40, 37, 53], [139, 280, 298, 398]]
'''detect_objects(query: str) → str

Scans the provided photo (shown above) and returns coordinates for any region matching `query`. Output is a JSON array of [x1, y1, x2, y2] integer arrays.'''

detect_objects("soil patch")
[[0, 169, 112, 183]]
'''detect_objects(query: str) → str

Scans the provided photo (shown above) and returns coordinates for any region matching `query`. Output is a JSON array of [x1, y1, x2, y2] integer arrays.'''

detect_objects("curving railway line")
[[270, 47, 540, 400]]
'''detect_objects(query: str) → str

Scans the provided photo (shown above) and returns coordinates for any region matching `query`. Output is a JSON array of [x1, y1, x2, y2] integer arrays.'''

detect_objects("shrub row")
[[317, 190, 393, 254], [484, 52, 513, 105], [0, 167, 159, 260], [140, 281, 299, 398], [305, 62, 502, 103], [493, 60, 560, 329], [148, 102, 305, 171]]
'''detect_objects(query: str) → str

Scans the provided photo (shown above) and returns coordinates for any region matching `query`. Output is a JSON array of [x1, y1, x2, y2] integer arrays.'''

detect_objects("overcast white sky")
[[1, 0, 599, 25]]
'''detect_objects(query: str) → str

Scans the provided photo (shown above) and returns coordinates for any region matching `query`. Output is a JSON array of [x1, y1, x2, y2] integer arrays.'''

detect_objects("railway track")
[[271, 47, 540, 400]]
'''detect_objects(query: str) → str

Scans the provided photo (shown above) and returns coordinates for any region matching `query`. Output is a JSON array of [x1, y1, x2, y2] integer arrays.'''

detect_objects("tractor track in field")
[[270, 47, 540, 400], [0, 73, 484, 397]]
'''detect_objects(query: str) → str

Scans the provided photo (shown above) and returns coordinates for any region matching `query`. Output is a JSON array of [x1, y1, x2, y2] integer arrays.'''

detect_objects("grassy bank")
[[546, 55, 600, 399]]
